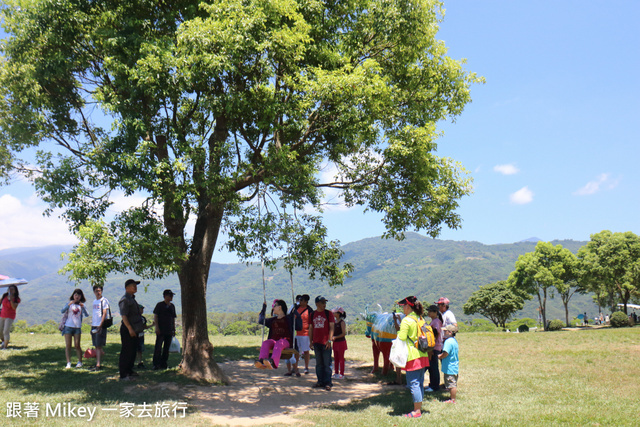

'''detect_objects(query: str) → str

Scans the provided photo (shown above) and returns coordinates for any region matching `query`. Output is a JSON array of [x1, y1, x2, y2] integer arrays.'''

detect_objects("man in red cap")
[[436, 297, 457, 329]]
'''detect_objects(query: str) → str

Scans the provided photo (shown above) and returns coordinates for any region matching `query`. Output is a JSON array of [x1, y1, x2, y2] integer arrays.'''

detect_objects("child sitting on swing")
[[255, 299, 302, 369]]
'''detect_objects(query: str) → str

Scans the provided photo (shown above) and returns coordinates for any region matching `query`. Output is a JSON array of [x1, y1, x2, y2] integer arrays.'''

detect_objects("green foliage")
[[458, 319, 499, 332], [222, 321, 260, 336], [506, 317, 538, 331], [609, 311, 629, 328], [547, 319, 565, 331], [463, 280, 524, 328], [577, 231, 640, 314], [508, 241, 577, 330]]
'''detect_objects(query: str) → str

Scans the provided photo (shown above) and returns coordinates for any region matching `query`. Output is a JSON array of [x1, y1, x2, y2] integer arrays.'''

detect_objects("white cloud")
[[510, 186, 533, 204], [0, 193, 78, 250], [494, 164, 519, 175], [573, 173, 618, 196]]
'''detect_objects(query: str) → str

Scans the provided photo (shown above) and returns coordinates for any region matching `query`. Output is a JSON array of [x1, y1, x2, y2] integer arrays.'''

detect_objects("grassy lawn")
[[1, 327, 639, 425]]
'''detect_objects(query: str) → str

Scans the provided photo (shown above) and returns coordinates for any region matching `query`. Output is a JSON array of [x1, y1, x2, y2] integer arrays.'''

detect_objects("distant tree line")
[[464, 230, 640, 331]]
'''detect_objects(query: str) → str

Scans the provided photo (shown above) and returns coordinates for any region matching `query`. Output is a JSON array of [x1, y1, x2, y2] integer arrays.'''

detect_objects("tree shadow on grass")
[[212, 345, 258, 363], [0, 343, 196, 406], [324, 388, 421, 417]]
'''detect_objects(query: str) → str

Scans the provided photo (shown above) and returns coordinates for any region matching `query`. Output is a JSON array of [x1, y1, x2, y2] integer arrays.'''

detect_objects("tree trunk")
[[178, 260, 229, 384], [563, 301, 570, 327], [174, 204, 229, 383]]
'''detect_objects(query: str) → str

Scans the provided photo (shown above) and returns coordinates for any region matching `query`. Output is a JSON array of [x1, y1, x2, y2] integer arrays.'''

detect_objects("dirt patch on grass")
[[183, 359, 390, 426]]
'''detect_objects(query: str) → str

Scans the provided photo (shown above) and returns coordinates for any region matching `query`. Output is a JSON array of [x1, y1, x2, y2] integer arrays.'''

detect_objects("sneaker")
[[333, 374, 344, 379], [443, 399, 456, 404], [65, 362, 72, 369], [75, 362, 83, 368], [312, 383, 324, 388], [89, 366, 102, 371], [304, 369, 309, 374], [424, 386, 434, 392]]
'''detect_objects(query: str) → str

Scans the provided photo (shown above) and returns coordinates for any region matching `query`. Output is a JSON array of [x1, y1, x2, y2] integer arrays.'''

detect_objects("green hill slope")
[[0, 234, 597, 325]]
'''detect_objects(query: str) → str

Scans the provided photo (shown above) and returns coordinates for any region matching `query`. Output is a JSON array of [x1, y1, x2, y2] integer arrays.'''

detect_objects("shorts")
[[91, 328, 107, 347], [295, 335, 310, 353], [137, 334, 145, 352], [444, 374, 458, 389], [61, 326, 81, 336]]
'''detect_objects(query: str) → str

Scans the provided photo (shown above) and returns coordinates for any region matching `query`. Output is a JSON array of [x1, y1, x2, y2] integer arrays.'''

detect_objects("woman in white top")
[[61, 289, 89, 369]]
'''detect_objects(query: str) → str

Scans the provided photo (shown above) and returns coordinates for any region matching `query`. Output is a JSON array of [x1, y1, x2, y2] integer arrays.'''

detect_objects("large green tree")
[[508, 242, 576, 331], [577, 231, 640, 315], [463, 280, 524, 329], [0, 0, 480, 381]]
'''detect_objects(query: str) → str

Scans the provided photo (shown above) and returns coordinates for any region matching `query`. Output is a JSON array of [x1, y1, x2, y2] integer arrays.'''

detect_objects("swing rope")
[[258, 191, 267, 344]]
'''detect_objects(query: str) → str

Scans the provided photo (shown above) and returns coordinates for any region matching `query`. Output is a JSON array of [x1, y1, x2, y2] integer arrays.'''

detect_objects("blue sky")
[[1, 1, 639, 263]]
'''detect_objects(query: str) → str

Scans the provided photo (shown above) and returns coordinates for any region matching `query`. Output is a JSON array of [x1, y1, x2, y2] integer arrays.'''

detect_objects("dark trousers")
[[313, 343, 333, 387], [119, 325, 139, 378], [153, 334, 172, 369], [428, 349, 441, 390]]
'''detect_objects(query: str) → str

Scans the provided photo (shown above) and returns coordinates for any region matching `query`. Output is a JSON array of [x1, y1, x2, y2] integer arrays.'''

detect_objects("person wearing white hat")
[[436, 297, 457, 329]]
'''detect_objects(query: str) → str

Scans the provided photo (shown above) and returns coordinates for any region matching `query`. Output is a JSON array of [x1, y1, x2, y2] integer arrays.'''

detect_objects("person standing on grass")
[[436, 297, 457, 328], [0, 285, 21, 350], [425, 304, 443, 392], [153, 289, 177, 370], [397, 296, 429, 418], [118, 279, 144, 381], [439, 324, 459, 404], [309, 296, 334, 391], [61, 288, 89, 369], [90, 285, 109, 371], [331, 307, 348, 379]]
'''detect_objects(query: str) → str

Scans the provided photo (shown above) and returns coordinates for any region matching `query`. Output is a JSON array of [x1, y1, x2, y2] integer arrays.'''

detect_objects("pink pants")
[[333, 340, 348, 375], [259, 338, 290, 368]]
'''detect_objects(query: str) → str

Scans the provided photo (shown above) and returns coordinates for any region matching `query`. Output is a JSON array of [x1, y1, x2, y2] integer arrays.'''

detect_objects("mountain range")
[[0, 233, 598, 326]]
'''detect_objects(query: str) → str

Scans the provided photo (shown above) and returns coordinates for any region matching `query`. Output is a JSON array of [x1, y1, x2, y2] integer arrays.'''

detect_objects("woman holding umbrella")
[[0, 284, 21, 350]]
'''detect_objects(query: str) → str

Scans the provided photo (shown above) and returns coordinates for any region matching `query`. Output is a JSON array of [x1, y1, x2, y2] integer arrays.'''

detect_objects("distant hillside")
[[0, 234, 597, 325]]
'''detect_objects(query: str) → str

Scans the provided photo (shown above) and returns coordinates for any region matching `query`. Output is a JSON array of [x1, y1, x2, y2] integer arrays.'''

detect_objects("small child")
[[438, 324, 459, 403], [331, 307, 348, 379], [136, 305, 155, 368]]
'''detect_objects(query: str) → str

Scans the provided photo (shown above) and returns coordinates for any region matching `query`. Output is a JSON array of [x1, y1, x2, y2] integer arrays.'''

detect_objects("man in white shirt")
[[436, 297, 457, 328], [90, 285, 110, 371]]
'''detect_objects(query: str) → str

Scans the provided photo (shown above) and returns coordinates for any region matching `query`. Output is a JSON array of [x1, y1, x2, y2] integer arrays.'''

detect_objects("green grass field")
[[1, 327, 638, 426]]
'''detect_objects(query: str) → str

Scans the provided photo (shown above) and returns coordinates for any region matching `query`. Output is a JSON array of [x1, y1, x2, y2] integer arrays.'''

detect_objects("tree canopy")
[[0, 0, 481, 380], [577, 231, 640, 314], [508, 241, 575, 330], [463, 280, 524, 329]]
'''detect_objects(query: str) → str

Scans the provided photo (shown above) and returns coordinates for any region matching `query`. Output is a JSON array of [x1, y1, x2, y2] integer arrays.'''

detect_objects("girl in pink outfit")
[[0, 285, 21, 349], [255, 299, 301, 370], [332, 307, 348, 378]]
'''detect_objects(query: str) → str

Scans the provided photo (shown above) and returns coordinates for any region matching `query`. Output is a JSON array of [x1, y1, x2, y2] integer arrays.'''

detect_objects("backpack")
[[100, 299, 113, 328], [408, 317, 435, 353]]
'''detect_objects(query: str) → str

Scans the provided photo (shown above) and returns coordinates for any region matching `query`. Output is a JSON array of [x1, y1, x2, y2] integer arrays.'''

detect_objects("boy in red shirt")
[[309, 296, 335, 391]]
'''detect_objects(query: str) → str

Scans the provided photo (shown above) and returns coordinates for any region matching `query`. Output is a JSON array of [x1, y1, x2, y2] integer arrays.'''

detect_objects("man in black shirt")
[[119, 279, 144, 380], [153, 289, 177, 370]]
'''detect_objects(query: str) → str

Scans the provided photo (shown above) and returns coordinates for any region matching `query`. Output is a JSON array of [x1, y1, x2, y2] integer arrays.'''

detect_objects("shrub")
[[506, 318, 538, 331], [547, 319, 564, 331], [610, 311, 629, 328], [517, 324, 529, 333]]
